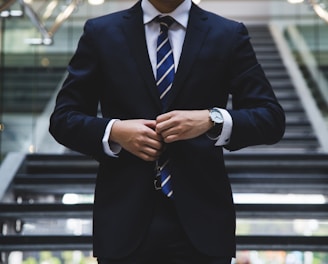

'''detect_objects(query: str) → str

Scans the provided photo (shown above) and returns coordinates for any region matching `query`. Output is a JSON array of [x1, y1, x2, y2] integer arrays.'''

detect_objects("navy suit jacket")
[[50, 1, 285, 259]]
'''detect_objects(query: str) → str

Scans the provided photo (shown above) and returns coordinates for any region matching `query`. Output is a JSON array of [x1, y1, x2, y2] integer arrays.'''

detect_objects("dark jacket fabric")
[[49, 1, 285, 259]]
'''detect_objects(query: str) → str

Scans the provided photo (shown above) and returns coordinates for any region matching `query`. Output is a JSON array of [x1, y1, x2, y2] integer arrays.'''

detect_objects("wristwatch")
[[207, 107, 224, 140]]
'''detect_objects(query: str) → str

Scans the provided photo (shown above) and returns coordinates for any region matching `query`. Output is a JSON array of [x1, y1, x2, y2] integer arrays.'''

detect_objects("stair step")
[[0, 235, 327, 252], [2, 67, 66, 113], [0, 24, 326, 256]]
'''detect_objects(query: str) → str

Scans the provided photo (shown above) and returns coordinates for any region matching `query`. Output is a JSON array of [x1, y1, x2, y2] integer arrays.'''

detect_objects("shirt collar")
[[142, 0, 191, 28]]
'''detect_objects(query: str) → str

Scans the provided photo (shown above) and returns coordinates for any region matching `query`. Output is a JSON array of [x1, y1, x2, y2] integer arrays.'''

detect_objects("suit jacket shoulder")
[[85, 1, 141, 30]]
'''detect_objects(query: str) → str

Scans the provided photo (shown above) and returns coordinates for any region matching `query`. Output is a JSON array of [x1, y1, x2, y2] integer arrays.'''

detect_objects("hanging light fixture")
[[308, 0, 328, 23], [21, 0, 82, 45], [0, 0, 23, 17], [287, 0, 304, 3], [42, 0, 58, 20], [287, 0, 328, 23], [88, 0, 104, 5]]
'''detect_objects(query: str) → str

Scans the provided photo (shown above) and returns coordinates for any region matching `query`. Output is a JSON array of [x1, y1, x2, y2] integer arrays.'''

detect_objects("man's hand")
[[111, 119, 164, 161], [156, 110, 212, 143]]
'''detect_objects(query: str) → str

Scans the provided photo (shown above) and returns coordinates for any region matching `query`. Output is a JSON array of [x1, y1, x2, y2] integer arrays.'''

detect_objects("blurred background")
[[0, 0, 328, 263]]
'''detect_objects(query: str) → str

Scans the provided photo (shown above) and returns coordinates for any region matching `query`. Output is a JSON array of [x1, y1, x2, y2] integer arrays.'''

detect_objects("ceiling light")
[[88, 0, 104, 5], [287, 0, 304, 3]]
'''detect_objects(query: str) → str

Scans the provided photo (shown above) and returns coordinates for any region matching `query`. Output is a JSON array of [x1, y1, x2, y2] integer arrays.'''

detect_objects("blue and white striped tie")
[[155, 16, 175, 198], [156, 16, 175, 109]]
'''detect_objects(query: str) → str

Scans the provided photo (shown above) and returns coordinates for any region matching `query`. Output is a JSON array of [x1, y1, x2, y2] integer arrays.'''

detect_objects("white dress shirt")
[[102, 0, 233, 156]]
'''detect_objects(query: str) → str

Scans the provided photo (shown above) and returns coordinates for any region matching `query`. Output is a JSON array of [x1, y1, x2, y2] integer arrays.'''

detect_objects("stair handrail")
[[0, 152, 25, 201], [287, 24, 328, 109], [269, 23, 328, 152], [26, 72, 67, 154]]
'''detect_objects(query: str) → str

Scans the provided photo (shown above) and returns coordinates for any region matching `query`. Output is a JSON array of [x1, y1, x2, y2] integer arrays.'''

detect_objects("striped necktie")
[[156, 16, 175, 109], [155, 16, 175, 198]]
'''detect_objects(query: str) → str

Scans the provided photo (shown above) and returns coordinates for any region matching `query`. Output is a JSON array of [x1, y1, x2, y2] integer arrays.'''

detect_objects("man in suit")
[[49, 0, 285, 263]]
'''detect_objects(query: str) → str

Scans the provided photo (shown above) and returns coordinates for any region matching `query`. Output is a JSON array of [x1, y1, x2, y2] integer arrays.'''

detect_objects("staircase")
[[0, 66, 67, 154], [0, 25, 328, 262], [247, 26, 322, 153], [1, 67, 65, 113]]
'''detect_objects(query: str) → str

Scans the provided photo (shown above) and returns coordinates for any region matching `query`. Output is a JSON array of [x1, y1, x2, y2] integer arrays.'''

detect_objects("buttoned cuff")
[[214, 109, 233, 146], [102, 119, 121, 157]]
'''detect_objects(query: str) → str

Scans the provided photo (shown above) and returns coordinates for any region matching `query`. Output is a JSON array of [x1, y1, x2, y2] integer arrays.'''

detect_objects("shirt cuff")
[[102, 119, 122, 157], [214, 109, 233, 146]]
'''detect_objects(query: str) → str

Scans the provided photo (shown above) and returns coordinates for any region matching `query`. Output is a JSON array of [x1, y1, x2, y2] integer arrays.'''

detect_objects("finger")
[[143, 119, 157, 130], [145, 139, 163, 151], [159, 121, 180, 139], [156, 118, 175, 135], [163, 133, 179, 143], [146, 128, 164, 142], [140, 147, 162, 161], [156, 112, 171, 123], [141, 119, 163, 139]]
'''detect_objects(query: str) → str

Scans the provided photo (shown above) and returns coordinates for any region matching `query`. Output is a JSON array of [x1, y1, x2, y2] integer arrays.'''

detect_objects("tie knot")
[[157, 16, 175, 32]]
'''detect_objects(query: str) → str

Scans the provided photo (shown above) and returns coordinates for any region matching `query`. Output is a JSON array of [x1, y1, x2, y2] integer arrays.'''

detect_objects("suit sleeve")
[[225, 23, 285, 151], [49, 20, 110, 159]]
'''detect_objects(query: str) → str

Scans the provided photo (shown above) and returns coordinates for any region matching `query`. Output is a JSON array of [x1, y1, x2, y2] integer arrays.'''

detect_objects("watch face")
[[210, 109, 224, 123]]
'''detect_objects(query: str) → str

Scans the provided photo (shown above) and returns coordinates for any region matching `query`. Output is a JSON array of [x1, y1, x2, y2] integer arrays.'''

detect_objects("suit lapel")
[[121, 2, 162, 110], [120, 2, 210, 112], [166, 4, 210, 110]]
